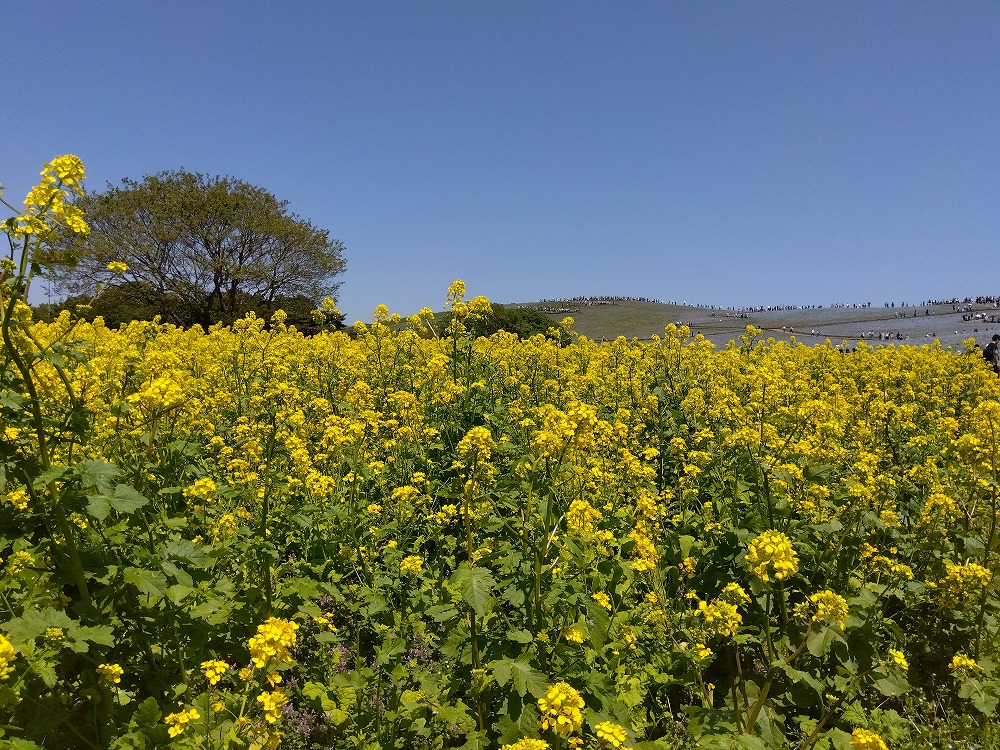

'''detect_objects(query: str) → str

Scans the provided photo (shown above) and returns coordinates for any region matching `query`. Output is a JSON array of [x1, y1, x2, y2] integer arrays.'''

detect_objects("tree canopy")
[[55, 170, 346, 327]]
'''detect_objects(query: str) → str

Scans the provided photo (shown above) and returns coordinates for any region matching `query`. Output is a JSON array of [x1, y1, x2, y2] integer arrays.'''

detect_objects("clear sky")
[[3, 1, 998, 322]]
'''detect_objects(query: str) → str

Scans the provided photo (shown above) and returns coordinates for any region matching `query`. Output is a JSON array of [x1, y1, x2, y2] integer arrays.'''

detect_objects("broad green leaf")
[[110, 484, 150, 514], [79, 459, 120, 494], [124, 567, 169, 602], [506, 629, 533, 644], [451, 565, 496, 618], [86, 494, 111, 522], [510, 657, 549, 698], [874, 674, 909, 697]]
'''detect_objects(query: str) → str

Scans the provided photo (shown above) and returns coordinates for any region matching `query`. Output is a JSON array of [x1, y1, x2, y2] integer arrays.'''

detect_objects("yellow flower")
[[5, 489, 29, 511], [501, 740, 550, 750], [809, 590, 849, 628], [745, 530, 799, 582], [247, 617, 299, 669], [400, 555, 423, 575], [567, 498, 602, 535], [44, 627, 65, 642], [42, 154, 86, 186], [563, 626, 586, 644], [96, 663, 124, 684], [695, 599, 742, 638], [201, 659, 229, 685], [949, 653, 979, 678], [888, 648, 908, 671], [592, 591, 613, 611], [0, 633, 17, 681], [720, 583, 750, 605], [594, 721, 628, 748], [106, 261, 128, 274], [938, 562, 992, 606], [849, 728, 888, 750], [537, 681, 585, 735], [257, 688, 287, 723], [164, 707, 200, 737]]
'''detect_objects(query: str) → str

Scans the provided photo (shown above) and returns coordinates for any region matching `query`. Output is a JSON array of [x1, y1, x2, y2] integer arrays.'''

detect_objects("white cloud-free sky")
[[3, 1, 998, 321]]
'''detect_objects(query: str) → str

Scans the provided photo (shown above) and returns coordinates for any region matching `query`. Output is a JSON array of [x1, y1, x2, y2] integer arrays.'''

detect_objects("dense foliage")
[[51, 170, 346, 328], [3, 159, 1000, 750]]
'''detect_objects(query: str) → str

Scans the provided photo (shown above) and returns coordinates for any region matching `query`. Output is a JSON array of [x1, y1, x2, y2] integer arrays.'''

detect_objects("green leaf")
[[680, 535, 696, 559], [110, 484, 150, 514], [86, 494, 111, 522], [124, 567, 169, 603], [491, 658, 512, 687], [451, 565, 496, 618], [506, 629, 533, 644], [79, 459, 120, 494], [807, 625, 842, 657], [873, 674, 909, 697], [510, 657, 549, 698]]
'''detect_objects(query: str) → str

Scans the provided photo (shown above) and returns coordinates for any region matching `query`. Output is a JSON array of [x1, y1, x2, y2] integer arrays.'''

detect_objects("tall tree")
[[55, 170, 346, 326]]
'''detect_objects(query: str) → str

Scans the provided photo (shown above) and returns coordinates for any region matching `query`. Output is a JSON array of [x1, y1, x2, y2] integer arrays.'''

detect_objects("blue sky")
[[3, 2, 998, 322]]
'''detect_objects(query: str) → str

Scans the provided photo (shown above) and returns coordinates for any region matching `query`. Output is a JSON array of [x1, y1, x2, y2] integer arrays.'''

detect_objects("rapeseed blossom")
[[809, 590, 849, 628], [538, 681, 585, 735], [745, 530, 799, 582], [96, 663, 124, 684], [501, 740, 550, 750], [248, 617, 299, 669], [256, 689, 287, 723], [201, 659, 228, 685], [0, 633, 16, 681], [850, 728, 888, 750], [164, 708, 200, 737], [400, 555, 423, 574], [949, 653, 979, 678], [594, 721, 628, 748]]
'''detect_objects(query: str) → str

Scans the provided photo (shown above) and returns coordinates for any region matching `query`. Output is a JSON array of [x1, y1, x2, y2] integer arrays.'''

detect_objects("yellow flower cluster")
[[809, 590, 849, 627], [949, 653, 979, 678], [97, 663, 124, 684], [849, 728, 888, 750], [594, 721, 628, 748], [247, 617, 299, 669], [566, 498, 602, 535], [537, 681, 585, 735], [164, 707, 200, 737], [0, 633, 16, 681], [695, 599, 742, 638], [201, 659, 229, 685], [592, 591, 612, 611], [5, 489, 29, 511], [501, 740, 550, 750], [256, 688, 287, 723], [938, 562, 992, 606], [400, 555, 423, 575], [7, 155, 88, 238], [887, 648, 908, 671], [745, 530, 798, 582]]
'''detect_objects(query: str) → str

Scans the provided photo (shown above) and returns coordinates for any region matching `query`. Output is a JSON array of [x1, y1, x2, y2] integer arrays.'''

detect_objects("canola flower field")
[[3, 159, 1000, 750]]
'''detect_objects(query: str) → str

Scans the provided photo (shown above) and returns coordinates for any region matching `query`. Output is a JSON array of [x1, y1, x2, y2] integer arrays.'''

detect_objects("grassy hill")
[[505, 298, 1000, 350]]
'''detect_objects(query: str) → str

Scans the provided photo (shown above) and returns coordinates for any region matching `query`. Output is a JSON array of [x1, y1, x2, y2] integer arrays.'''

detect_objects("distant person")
[[984, 334, 1000, 375]]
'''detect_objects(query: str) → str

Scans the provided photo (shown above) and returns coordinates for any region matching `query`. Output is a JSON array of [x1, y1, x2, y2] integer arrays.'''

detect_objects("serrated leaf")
[[110, 484, 150, 514], [162, 539, 209, 566], [86, 494, 111, 521], [124, 567, 169, 603], [451, 564, 496, 618], [79, 459, 120, 494], [491, 658, 512, 687], [874, 675, 909, 697], [506, 629, 533, 644], [510, 657, 549, 698]]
